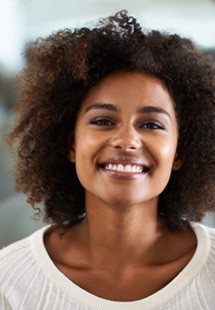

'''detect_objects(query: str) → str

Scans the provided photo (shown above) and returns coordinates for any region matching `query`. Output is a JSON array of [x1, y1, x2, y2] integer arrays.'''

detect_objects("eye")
[[141, 121, 165, 130], [90, 117, 114, 126]]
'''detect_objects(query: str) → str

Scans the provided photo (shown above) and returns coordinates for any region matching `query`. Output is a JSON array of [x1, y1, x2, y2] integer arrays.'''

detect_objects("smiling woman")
[[71, 72, 181, 210], [0, 10, 215, 310]]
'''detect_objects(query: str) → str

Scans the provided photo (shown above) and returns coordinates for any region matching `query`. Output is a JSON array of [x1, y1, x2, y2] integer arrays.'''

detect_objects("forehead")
[[81, 71, 175, 112]]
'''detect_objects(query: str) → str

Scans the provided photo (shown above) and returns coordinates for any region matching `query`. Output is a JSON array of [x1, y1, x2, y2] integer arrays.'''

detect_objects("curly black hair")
[[8, 10, 215, 230]]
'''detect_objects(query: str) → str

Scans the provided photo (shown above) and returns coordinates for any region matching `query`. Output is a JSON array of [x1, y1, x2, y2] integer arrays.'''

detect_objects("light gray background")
[[0, 0, 214, 248]]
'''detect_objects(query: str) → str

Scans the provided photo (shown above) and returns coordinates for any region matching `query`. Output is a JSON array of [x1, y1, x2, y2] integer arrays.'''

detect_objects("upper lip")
[[100, 156, 150, 169]]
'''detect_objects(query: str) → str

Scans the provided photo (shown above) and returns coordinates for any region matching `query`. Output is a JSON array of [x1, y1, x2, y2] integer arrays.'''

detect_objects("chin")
[[104, 196, 149, 209]]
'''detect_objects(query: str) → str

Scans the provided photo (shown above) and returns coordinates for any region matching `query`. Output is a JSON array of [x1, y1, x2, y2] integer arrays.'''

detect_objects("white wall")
[[0, 0, 215, 73], [22, 0, 215, 48], [0, 0, 24, 73]]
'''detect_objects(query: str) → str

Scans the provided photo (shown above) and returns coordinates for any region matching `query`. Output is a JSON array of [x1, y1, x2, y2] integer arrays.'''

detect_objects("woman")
[[0, 10, 215, 309]]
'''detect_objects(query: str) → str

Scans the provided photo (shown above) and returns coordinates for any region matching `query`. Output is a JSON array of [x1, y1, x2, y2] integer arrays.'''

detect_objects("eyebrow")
[[137, 106, 171, 119], [85, 103, 118, 113], [85, 102, 171, 118]]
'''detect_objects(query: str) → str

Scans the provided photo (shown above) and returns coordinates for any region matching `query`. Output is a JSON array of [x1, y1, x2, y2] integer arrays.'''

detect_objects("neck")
[[77, 194, 166, 268]]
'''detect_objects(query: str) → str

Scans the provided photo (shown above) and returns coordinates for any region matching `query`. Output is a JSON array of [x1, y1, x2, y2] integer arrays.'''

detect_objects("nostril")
[[115, 145, 122, 149], [128, 146, 137, 150], [112, 143, 140, 151]]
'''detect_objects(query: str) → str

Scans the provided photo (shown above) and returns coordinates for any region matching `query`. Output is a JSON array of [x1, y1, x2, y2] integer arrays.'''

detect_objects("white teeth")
[[105, 164, 143, 173], [137, 166, 142, 173], [113, 164, 117, 170], [118, 164, 124, 171], [107, 164, 113, 170], [131, 166, 137, 173], [125, 165, 132, 172]]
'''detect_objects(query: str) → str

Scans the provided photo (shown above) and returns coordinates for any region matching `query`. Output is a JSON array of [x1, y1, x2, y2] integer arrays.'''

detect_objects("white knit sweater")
[[0, 223, 215, 310]]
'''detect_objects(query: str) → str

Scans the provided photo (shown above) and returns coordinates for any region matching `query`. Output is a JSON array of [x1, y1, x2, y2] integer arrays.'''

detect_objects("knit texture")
[[0, 223, 215, 310]]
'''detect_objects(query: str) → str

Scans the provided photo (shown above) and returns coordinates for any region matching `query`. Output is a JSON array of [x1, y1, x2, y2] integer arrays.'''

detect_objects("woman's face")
[[69, 71, 182, 208]]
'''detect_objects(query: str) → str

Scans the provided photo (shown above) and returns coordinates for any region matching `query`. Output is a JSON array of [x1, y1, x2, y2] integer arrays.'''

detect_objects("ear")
[[172, 143, 185, 171], [68, 132, 76, 163], [172, 153, 183, 171], [68, 145, 76, 163]]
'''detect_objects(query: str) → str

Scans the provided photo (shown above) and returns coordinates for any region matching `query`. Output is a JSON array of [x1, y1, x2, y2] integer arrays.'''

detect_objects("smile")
[[99, 156, 150, 178], [105, 164, 143, 173]]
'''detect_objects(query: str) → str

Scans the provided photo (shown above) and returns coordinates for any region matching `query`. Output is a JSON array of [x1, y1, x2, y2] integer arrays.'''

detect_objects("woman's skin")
[[44, 72, 197, 301]]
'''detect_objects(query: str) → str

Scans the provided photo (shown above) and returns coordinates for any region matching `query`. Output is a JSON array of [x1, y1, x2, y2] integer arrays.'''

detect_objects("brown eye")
[[90, 118, 114, 126], [141, 121, 165, 130]]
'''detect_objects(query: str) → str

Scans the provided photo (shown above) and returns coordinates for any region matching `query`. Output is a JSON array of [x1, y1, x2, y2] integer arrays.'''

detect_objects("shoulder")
[[191, 222, 215, 256], [0, 236, 33, 304], [194, 222, 215, 250], [0, 230, 39, 279], [0, 236, 31, 274], [0, 229, 51, 309], [191, 223, 215, 279], [0, 227, 49, 307], [201, 224, 215, 265], [195, 224, 215, 304], [0, 226, 49, 277]]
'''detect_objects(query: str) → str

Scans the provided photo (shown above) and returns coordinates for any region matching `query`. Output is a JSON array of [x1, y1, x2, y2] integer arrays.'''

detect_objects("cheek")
[[74, 154, 92, 191], [149, 137, 177, 167], [75, 128, 109, 160], [74, 131, 103, 170], [160, 142, 177, 160], [150, 138, 178, 193]]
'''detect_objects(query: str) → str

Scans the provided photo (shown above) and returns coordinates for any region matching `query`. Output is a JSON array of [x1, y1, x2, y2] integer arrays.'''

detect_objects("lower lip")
[[101, 167, 148, 180]]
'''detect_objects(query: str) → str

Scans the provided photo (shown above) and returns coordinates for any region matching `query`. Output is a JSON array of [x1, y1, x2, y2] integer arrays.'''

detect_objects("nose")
[[110, 124, 142, 151]]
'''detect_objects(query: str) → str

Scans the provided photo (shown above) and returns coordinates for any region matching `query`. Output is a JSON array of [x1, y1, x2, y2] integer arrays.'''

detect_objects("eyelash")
[[90, 118, 165, 130], [90, 118, 114, 126], [141, 121, 165, 130]]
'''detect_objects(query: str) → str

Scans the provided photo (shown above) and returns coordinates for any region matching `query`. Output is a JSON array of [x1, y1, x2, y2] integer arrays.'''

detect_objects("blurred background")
[[0, 0, 215, 248]]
